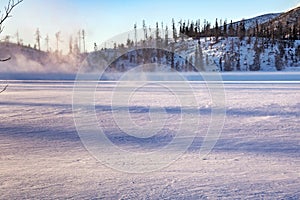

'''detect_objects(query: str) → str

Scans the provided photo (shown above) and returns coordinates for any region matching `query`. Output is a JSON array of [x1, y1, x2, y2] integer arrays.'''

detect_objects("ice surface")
[[0, 77, 299, 199]]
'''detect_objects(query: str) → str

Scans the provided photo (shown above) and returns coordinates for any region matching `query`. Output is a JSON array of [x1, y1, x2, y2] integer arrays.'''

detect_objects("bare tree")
[[77, 30, 81, 53], [69, 36, 73, 54], [45, 34, 49, 52], [0, 0, 23, 93], [35, 28, 41, 50], [55, 31, 63, 53], [82, 29, 86, 53], [15, 30, 20, 44], [0, 0, 23, 33]]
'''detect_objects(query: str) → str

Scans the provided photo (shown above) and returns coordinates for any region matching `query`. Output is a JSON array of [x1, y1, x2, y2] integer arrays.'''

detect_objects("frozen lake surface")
[[0, 79, 299, 199]]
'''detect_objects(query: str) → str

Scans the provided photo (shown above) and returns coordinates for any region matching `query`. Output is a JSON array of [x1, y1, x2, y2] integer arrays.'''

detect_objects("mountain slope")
[[233, 13, 281, 29], [0, 42, 81, 74], [1, 7, 300, 75], [268, 6, 300, 27]]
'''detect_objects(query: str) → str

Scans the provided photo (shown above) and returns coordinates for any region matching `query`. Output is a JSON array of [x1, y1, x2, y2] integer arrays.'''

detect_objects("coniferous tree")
[[156, 22, 160, 48], [238, 20, 246, 40], [189, 21, 195, 38], [143, 20, 148, 41], [179, 20, 184, 41], [165, 26, 169, 48], [189, 55, 193, 71], [198, 41, 204, 71], [155, 22, 161, 63], [251, 52, 261, 71], [94, 43, 98, 52], [172, 18, 177, 43], [185, 22, 189, 36], [126, 38, 133, 48], [134, 23, 137, 47], [205, 22, 211, 38], [215, 18, 219, 42], [171, 43, 175, 69], [296, 45, 300, 59], [223, 20, 228, 38], [228, 20, 234, 37], [234, 23, 239, 36], [195, 19, 200, 38], [292, 24, 297, 40], [219, 57, 223, 71], [247, 35, 252, 44], [224, 54, 232, 71], [206, 54, 209, 66], [278, 41, 285, 58], [251, 40, 261, 71], [184, 56, 188, 71], [236, 54, 241, 71], [276, 21, 283, 39], [275, 52, 284, 71], [195, 45, 199, 70]]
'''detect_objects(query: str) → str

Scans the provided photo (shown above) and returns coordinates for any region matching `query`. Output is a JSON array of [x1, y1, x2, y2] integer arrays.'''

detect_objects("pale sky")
[[1, 0, 299, 53]]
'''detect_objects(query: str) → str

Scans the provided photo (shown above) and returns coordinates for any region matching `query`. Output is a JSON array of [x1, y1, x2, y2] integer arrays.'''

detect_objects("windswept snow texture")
[[0, 77, 299, 199]]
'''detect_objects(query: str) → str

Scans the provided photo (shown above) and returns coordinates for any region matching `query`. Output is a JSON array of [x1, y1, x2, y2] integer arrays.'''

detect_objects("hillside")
[[233, 13, 281, 29], [1, 38, 300, 77], [1, 7, 300, 76], [268, 6, 300, 28], [88, 37, 300, 73], [0, 42, 82, 74]]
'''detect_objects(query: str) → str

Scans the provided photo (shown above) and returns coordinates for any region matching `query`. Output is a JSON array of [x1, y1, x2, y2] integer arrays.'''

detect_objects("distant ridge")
[[233, 13, 282, 29], [266, 6, 300, 28]]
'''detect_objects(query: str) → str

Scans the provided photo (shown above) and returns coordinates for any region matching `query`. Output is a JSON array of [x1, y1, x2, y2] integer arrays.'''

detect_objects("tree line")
[[179, 17, 300, 41], [2, 28, 88, 56]]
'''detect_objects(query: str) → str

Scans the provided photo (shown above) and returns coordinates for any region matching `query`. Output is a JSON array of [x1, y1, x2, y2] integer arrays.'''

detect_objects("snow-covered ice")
[[0, 75, 299, 199]]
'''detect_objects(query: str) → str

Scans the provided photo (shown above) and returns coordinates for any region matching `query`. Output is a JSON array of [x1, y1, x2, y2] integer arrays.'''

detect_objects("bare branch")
[[0, 57, 11, 62], [0, 0, 23, 94], [0, 84, 8, 93], [0, 0, 23, 32]]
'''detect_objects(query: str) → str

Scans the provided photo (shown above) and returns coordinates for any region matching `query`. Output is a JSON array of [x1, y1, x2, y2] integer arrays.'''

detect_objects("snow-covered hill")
[[0, 42, 82, 74], [91, 37, 300, 73], [0, 7, 300, 77], [182, 37, 300, 72], [266, 6, 300, 28], [1, 36, 300, 78], [233, 13, 281, 29]]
